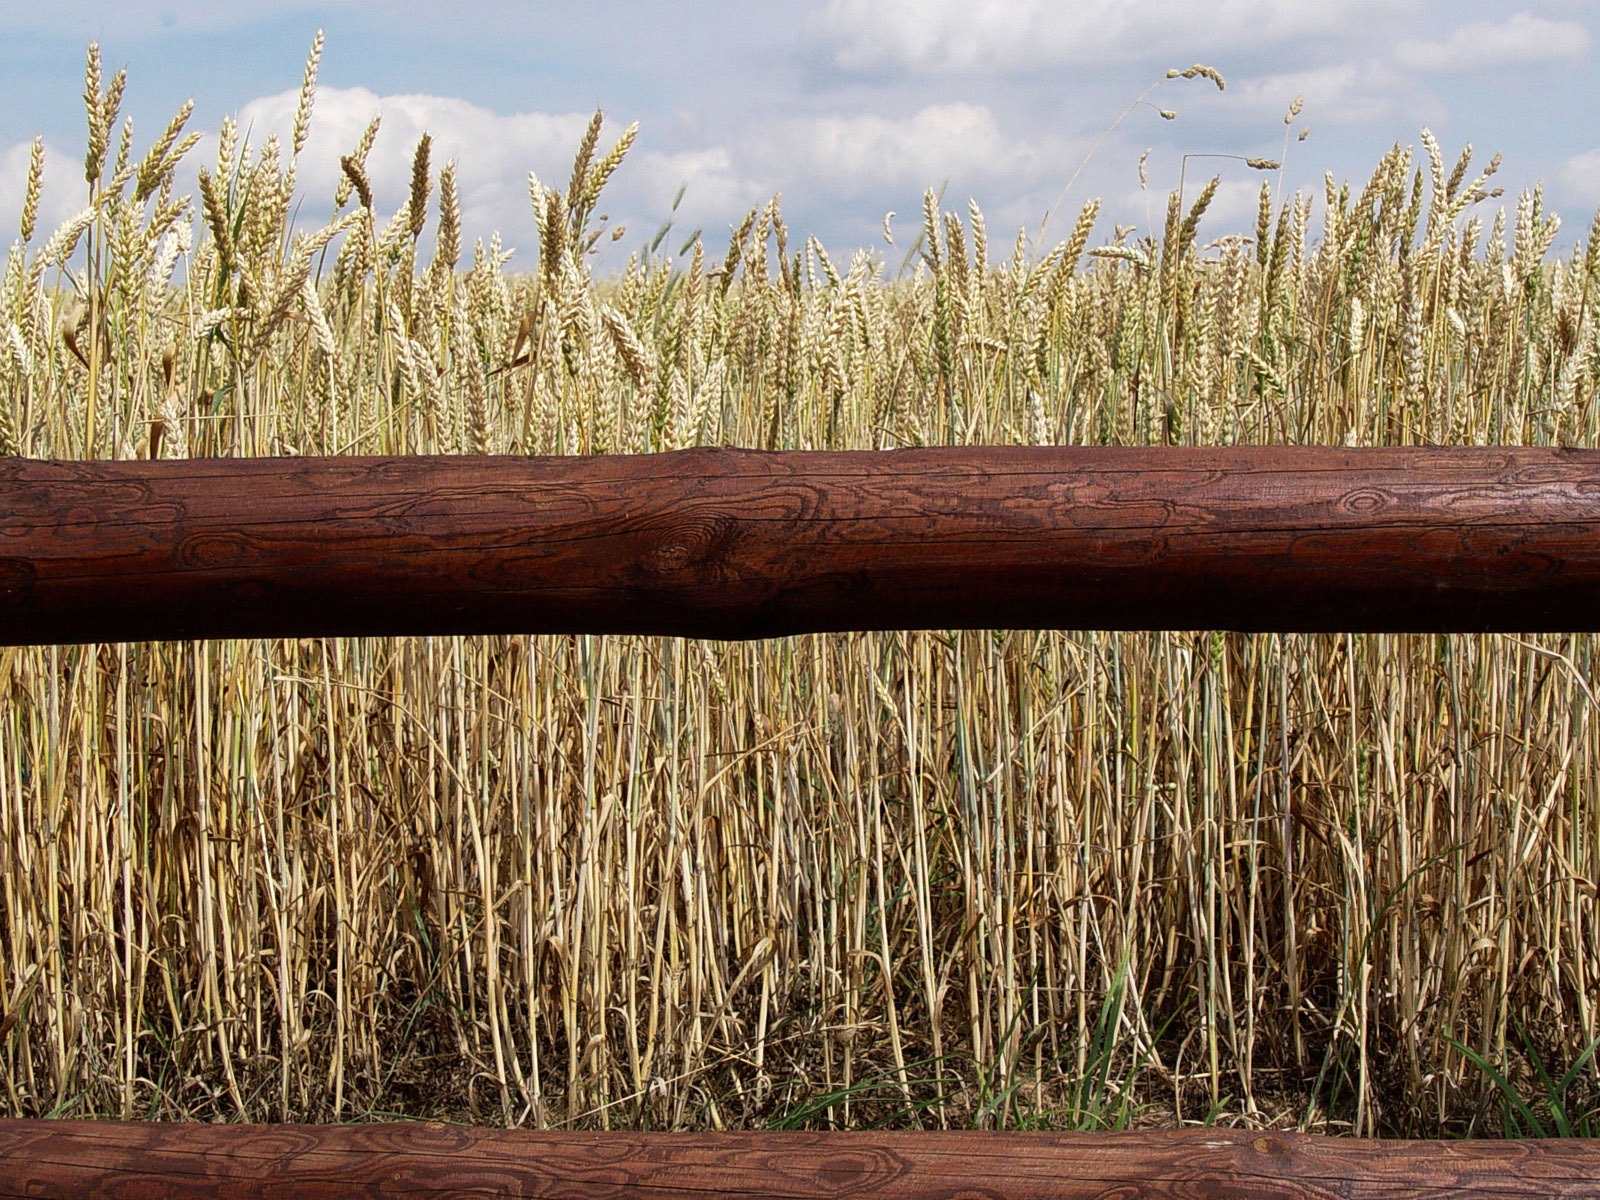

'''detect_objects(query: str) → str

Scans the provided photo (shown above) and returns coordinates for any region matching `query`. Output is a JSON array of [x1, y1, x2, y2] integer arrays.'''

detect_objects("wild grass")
[[1, 41, 1598, 1136]]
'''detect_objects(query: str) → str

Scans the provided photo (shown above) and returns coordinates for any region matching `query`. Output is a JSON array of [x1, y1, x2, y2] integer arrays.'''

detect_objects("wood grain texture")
[[1, 1122, 1597, 1198], [5, 446, 1600, 644]]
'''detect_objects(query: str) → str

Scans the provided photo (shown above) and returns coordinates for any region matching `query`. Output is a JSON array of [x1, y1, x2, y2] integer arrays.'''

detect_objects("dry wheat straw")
[[1, 47, 1597, 1139]]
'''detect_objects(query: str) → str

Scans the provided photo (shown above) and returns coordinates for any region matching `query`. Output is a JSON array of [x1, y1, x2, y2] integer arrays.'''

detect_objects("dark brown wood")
[[5, 446, 1600, 644], [1, 1122, 1597, 1198]]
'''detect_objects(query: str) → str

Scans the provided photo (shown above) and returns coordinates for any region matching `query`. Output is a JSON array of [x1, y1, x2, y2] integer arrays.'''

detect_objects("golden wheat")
[[0, 40, 1596, 1137]]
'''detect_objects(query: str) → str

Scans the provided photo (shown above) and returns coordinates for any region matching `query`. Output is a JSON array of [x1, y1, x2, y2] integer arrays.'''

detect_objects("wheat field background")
[[0, 41, 1596, 1137]]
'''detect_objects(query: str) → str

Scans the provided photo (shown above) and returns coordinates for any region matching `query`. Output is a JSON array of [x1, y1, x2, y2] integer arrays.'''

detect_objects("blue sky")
[[2, 0, 1598, 272]]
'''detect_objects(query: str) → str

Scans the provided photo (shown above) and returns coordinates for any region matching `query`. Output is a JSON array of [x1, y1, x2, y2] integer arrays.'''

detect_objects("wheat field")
[[0, 41, 1597, 1137]]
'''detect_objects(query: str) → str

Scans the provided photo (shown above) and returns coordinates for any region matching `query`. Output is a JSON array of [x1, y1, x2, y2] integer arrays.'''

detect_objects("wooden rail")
[[2, 1122, 1598, 1198], [5, 446, 1600, 644], [5, 449, 1600, 1194]]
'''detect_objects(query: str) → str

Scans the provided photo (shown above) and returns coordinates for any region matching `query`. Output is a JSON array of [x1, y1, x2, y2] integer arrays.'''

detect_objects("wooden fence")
[[6, 445, 1600, 643], [3, 445, 1599, 1197], [3, 1122, 1599, 1198]]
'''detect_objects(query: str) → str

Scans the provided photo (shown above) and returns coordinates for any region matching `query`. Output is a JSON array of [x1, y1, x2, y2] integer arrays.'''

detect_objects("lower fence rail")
[[1, 1121, 1597, 1198]]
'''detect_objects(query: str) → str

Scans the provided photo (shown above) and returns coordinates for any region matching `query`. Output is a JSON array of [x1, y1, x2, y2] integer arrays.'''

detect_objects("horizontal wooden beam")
[[2, 1121, 1597, 1198], [4, 446, 1600, 644]]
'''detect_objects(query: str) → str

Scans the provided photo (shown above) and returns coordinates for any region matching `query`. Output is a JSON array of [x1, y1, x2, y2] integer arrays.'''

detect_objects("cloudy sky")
[[1, 0, 1597, 272]]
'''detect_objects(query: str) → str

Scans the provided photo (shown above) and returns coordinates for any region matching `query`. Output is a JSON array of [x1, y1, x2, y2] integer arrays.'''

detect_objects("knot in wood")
[[177, 530, 261, 569], [641, 512, 736, 576], [1337, 487, 1393, 515]]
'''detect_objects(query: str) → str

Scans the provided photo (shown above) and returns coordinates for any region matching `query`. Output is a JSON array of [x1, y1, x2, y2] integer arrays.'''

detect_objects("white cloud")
[[1559, 146, 1600, 204], [811, 0, 1405, 73], [1185, 176, 1279, 242], [1393, 13, 1590, 72], [1230, 62, 1434, 126], [232, 85, 603, 256], [626, 146, 765, 238], [746, 104, 1064, 198], [0, 138, 87, 256], [222, 84, 776, 266], [1095, 171, 1294, 249]]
